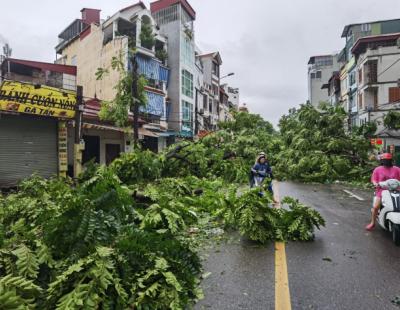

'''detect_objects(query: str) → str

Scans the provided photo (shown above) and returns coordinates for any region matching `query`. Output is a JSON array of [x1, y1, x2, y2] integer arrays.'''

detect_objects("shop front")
[[0, 80, 76, 187]]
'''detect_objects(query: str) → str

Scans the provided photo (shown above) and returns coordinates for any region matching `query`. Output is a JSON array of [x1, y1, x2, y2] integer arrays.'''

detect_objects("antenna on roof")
[[2, 43, 12, 57]]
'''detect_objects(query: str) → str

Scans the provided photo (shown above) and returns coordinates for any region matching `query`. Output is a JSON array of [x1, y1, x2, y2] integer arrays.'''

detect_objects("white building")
[[224, 85, 240, 110], [198, 52, 223, 130], [151, 0, 196, 138], [222, 83, 240, 120], [307, 54, 340, 107], [352, 33, 400, 148]]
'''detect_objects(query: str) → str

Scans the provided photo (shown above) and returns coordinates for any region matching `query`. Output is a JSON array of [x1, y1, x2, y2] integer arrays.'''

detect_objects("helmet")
[[259, 152, 266, 157], [380, 153, 393, 160]]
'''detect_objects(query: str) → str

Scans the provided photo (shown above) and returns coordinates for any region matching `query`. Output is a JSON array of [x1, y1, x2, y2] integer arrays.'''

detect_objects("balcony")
[[1, 59, 77, 91], [365, 60, 377, 83], [56, 19, 86, 53]]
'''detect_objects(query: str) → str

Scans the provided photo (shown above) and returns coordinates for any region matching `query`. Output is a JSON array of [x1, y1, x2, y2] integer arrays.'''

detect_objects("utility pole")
[[195, 88, 199, 136], [131, 55, 140, 146], [73, 86, 84, 178]]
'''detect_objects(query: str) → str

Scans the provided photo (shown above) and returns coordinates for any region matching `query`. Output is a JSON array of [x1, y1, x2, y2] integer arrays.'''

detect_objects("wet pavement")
[[196, 182, 400, 310]]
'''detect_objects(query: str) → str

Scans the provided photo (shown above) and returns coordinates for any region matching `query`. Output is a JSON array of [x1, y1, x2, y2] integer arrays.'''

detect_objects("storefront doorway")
[[105, 143, 121, 165], [82, 135, 100, 164]]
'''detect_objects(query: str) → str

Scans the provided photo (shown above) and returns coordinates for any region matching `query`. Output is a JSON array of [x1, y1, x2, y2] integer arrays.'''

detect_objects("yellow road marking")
[[273, 181, 292, 310]]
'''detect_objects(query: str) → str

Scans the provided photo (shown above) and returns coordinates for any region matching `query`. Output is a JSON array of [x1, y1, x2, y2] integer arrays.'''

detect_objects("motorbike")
[[376, 179, 400, 246], [250, 170, 272, 197]]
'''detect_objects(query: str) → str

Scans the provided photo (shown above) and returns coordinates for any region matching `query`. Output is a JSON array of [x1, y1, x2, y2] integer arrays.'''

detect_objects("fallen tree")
[[0, 111, 325, 309], [275, 103, 374, 183]]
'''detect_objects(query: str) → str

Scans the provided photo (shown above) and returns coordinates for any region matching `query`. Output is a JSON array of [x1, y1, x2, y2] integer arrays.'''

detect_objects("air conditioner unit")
[[199, 108, 204, 115]]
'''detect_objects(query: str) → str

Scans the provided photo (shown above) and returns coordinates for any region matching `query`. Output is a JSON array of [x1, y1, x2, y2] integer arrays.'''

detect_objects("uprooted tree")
[[0, 110, 326, 309], [275, 103, 374, 183]]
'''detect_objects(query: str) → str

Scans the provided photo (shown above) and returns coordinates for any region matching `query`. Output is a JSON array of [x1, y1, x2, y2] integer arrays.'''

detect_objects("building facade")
[[197, 52, 222, 130], [307, 54, 340, 107], [151, 0, 196, 138], [322, 71, 341, 106], [0, 58, 77, 186], [351, 33, 400, 148], [310, 18, 400, 158], [56, 5, 172, 152]]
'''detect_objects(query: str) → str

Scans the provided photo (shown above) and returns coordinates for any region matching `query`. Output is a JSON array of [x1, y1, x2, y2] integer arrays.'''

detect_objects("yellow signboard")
[[0, 80, 77, 118]]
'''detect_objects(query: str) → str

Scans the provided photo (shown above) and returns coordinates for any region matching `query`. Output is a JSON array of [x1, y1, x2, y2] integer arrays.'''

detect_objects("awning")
[[139, 127, 159, 138], [157, 131, 175, 137], [82, 122, 128, 133], [140, 91, 164, 116], [136, 54, 170, 84]]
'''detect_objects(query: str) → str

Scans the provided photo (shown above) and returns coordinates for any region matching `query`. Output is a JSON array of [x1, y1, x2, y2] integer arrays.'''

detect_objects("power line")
[[377, 56, 400, 77]]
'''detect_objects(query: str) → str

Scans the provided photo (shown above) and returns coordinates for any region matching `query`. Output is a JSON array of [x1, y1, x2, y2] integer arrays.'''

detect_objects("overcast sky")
[[2, 0, 400, 125]]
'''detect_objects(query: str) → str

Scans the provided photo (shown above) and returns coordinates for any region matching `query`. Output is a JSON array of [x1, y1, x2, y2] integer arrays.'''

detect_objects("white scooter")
[[377, 179, 400, 246]]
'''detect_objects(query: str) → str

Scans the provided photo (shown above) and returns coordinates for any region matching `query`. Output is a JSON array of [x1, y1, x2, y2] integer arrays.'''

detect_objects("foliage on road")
[[0, 111, 326, 308], [229, 190, 325, 243], [0, 173, 207, 309], [275, 103, 374, 183]]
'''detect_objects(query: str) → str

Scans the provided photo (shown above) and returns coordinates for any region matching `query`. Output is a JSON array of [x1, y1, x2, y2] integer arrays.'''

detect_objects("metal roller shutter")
[[0, 114, 58, 187]]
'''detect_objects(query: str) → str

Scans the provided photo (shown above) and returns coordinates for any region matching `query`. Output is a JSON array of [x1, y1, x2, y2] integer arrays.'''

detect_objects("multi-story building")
[[341, 19, 400, 63], [56, 4, 172, 152], [338, 19, 400, 128], [219, 87, 230, 122], [198, 52, 222, 129], [193, 48, 206, 135], [322, 71, 341, 106], [307, 54, 340, 107], [224, 85, 240, 110], [351, 32, 400, 149], [151, 0, 196, 138], [221, 84, 240, 121]]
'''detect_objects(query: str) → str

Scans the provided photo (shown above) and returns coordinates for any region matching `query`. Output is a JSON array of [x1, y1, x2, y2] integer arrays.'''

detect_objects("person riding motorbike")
[[250, 152, 273, 194], [365, 153, 400, 231]]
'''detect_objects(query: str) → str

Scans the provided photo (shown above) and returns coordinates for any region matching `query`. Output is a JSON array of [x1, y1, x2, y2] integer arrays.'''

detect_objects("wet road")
[[196, 182, 400, 310]]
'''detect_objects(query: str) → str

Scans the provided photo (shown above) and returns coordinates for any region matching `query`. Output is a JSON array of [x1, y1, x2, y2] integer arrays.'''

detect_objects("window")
[[358, 93, 363, 109], [213, 85, 219, 95], [153, 4, 179, 25], [389, 87, 400, 103], [349, 71, 356, 86], [315, 56, 333, 67], [182, 100, 192, 123], [310, 72, 316, 79], [358, 69, 363, 84], [182, 70, 193, 98], [203, 95, 208, 110], [181, 9, 193, 25], [212, 62, 220, 77], [209, 98, 213, 112], [316, 71, 322, 79], [181, 32, 194, 67], [361, 23, 371, 32], [71, 55, 77, 66]]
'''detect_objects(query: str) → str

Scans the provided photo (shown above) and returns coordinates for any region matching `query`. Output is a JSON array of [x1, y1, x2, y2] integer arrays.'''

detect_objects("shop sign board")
[[0, 80, 77, 118]]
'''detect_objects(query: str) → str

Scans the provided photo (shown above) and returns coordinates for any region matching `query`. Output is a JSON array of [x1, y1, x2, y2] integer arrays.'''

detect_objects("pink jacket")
[[371, 166, 400, 198]]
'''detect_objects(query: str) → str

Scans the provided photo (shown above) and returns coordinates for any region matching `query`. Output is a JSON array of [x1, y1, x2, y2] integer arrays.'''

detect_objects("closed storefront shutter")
[[0, 114, 58, 187]]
